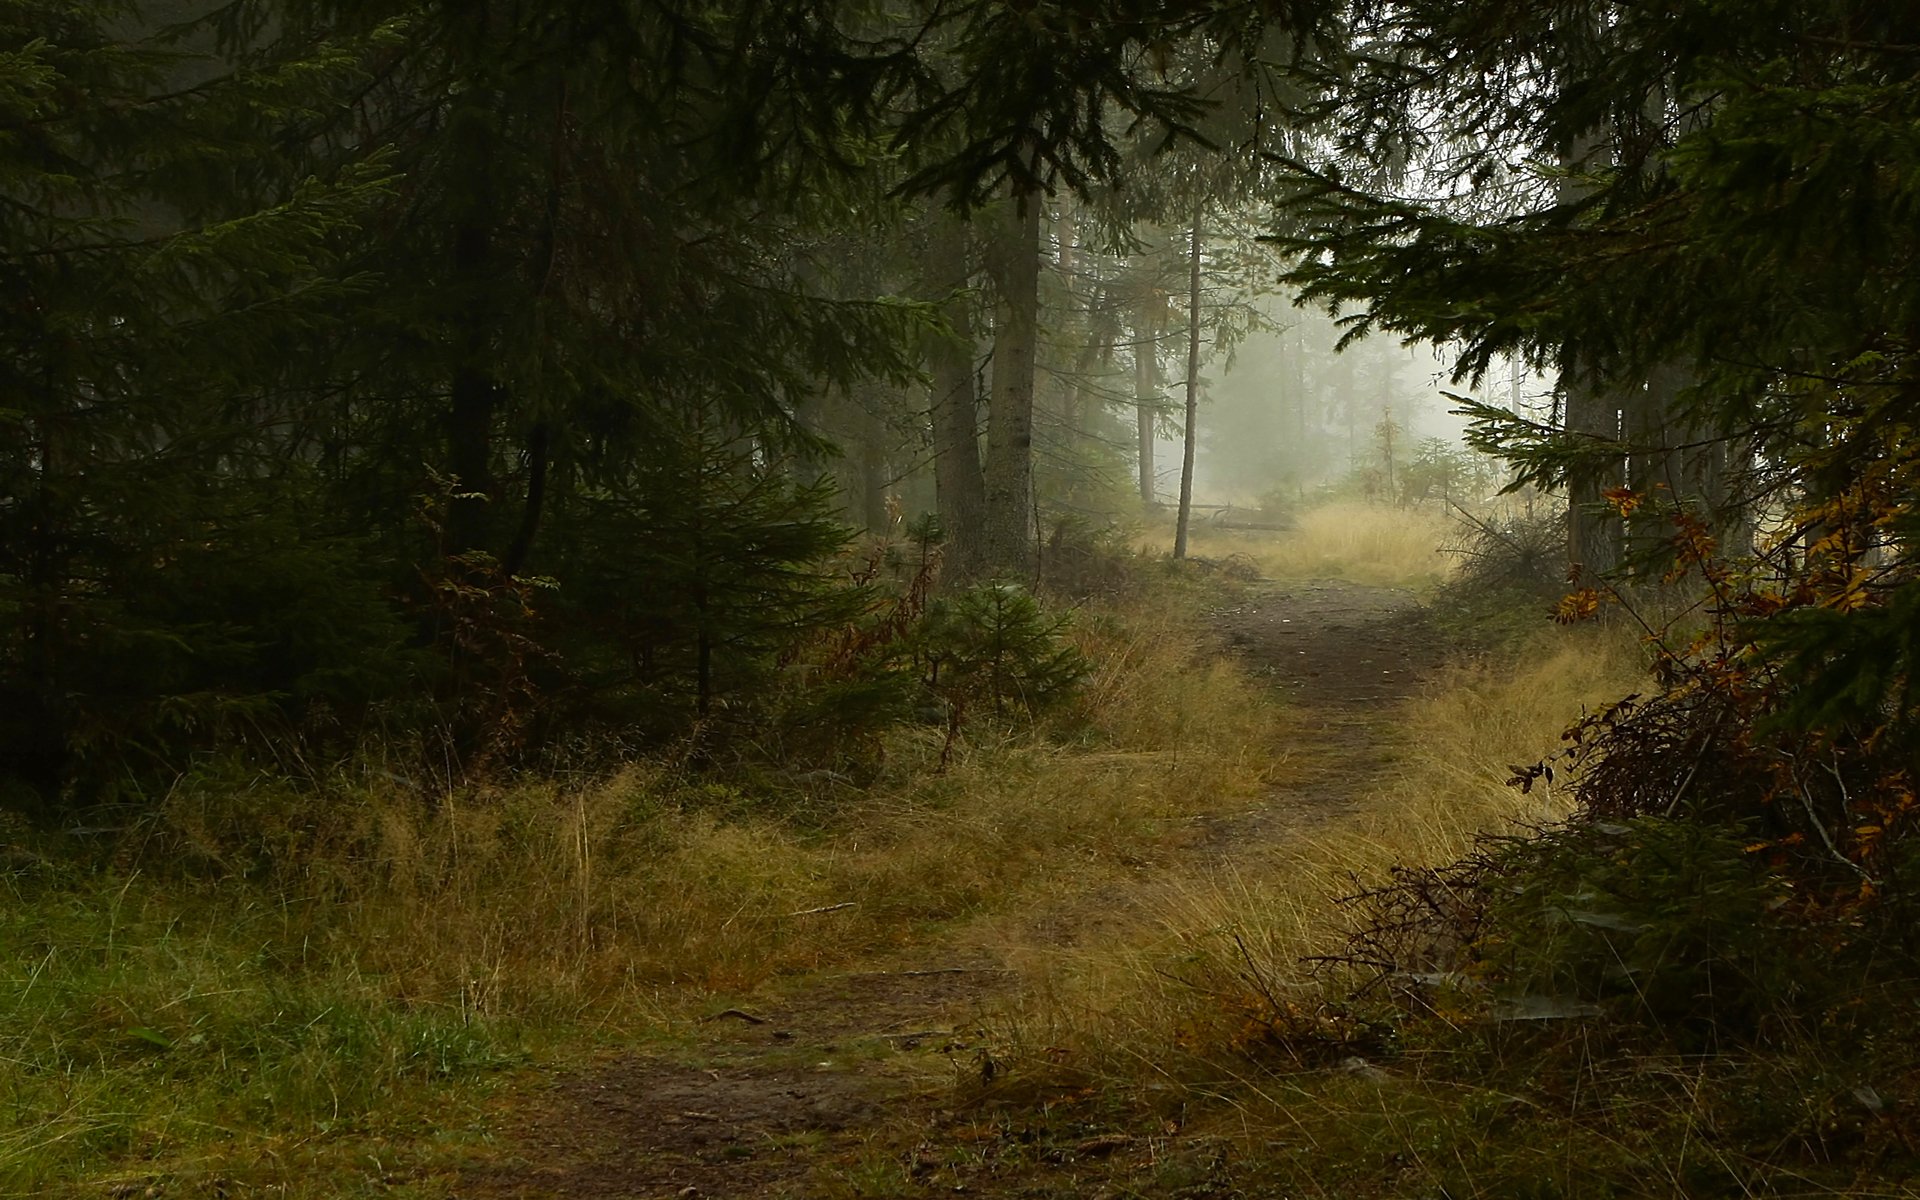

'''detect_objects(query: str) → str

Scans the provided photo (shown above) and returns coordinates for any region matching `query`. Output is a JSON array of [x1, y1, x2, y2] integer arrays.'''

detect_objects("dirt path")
[[1198, 578, 1447, 843], [455, 578, 1441, 1200]]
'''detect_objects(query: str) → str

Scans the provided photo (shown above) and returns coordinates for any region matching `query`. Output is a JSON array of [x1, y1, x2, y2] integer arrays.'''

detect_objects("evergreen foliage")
[[915, 581, 1089, 719], [548, 410, 862, 724], [1278, 1, 1920, 740], [0, 1, 401, 807], [6, 0, 1288, 810]]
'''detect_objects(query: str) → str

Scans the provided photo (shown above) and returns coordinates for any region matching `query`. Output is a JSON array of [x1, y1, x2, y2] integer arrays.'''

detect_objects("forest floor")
[[455, 578, 1445, 1200]]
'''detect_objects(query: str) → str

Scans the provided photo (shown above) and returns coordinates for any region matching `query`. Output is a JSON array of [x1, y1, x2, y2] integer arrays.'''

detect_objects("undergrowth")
[[0, 564, 1280, 1195], [975, 522, 1920, 1197], [989, 621, 1647, 1078]]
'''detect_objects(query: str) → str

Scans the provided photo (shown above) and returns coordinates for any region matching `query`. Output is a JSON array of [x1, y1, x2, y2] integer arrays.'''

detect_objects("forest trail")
[[1197, 578, 1446, 846], [457, 578, 1443, 1200]]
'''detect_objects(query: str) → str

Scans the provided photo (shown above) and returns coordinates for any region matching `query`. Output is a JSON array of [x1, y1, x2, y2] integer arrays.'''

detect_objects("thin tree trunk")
[[1063, 305, 1111, 444], [1173, 214, 1204, 560], [1559, 131, 1624, 583], [19, 398, 68, 807], [1135, 310, 1159, 507], [983, 197, 1040, 576], [501, 80, 569, 578], [1294, 324, 1308, 495], [858, 388, 889, 533], [446, 13, 502, 559], [1565, 375, 1624, 583], [500, 421, 549, 575], [1625, 364, 1685, 568], [1380, 406, 1398, 501], [448, 217, 499, 558], [1341, 350, 1358, 463], [926, 215, 986, 576]]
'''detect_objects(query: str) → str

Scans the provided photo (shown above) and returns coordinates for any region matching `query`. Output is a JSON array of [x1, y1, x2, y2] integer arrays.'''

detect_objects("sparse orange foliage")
[[1551, 588, 1604, 624]]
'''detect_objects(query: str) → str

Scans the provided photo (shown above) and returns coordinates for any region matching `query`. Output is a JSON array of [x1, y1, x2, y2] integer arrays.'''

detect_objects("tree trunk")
[[1624, 363, 1687, 569], [18, 400, 69, 808], [982, 197, 1040, 576], [1564, 373, 1624, 584], [446, 13, 502, 560], [1173, 214, 1204, 560], [1062, 305, 1111, 446], [926, 215, 986, 576], [1559, 130, 1624, 583], [1135, 309, 1159, 507], [858, 388, 890, 534], [1336, 346, 1358, 465], [448, 217, 499, 558], [500, 420, 549, 575]]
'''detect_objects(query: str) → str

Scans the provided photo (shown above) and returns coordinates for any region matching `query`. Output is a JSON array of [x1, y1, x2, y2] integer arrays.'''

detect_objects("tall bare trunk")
[[448, 225, 498, 557], [983, 197, 1041, 576], [1135, 311, 1159, 506], [857, 388, 890, 534], [1565, 378, 1625, 584], [1293, 326, 1307, 484], [1062, 306, 1110, 444], [926, 216, 986, 576], [1173, 214, 1204, 560], [1559, 130, 1624, 583], [447, 12, 502, 559], [1623, 364, 1684, 568]]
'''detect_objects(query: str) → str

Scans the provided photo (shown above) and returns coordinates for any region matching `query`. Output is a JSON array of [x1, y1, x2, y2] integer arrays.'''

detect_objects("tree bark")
[[857, 388, 890, 534], [1624, 363, 1686, 568], [1062, 303, 1111, 446], [1056, 207, 1116, 462], [1293, 326, 1307, 486], [1173, 214, 1204, 560], [446, 11, 503, 560], [448, 216, 499, 558], [1135, 309, 1159, 507], [982, 197, 1040, 576], [1559, 130, 1624, 583], [500, 420, 549, 576], [1564, 373, 1624, 583], [925, 215, 986, 576]]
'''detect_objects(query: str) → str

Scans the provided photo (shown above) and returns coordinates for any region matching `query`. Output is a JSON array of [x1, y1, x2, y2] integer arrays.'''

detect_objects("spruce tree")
[[0, 1, 399, 809]]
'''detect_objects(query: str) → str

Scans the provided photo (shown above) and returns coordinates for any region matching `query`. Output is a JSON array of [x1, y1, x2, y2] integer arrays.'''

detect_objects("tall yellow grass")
[[1157, 501, 1458, 589], [150, 587, 1287, 1027], [985, 623, 1647, 1074]]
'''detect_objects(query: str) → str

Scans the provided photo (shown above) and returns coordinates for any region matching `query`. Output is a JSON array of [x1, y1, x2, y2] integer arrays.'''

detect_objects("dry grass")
[[6, 582, 1292, 1193], [11, 545, 1660, 1193], [1150, 501, 1459, 589], [984, 622, 1648, 1076], [144, 587, 1287, 1025]]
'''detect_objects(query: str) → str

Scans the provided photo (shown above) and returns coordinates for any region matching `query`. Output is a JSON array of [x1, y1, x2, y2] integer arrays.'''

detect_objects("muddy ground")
[[454, 578, 1442, 1200]]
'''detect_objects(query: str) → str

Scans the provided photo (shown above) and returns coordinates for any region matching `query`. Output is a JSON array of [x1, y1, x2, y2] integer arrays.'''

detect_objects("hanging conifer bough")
[[1275, 1, 1920, 891]]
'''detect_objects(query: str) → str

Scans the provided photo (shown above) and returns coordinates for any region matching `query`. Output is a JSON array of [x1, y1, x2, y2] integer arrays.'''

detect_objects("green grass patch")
[[0, 869, 522, 1196]]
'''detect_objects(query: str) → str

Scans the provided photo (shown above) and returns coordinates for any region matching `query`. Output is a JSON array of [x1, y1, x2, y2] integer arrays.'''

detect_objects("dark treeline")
[[3, 0, 1337, 811], [8, 0, 1920, 861]]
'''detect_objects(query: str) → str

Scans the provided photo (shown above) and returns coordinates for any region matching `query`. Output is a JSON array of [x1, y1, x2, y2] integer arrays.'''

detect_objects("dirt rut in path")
[[455, 578, 1441, 1199], [1200, 577, 1446, 843], [458, 966, 1010, 1199]]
